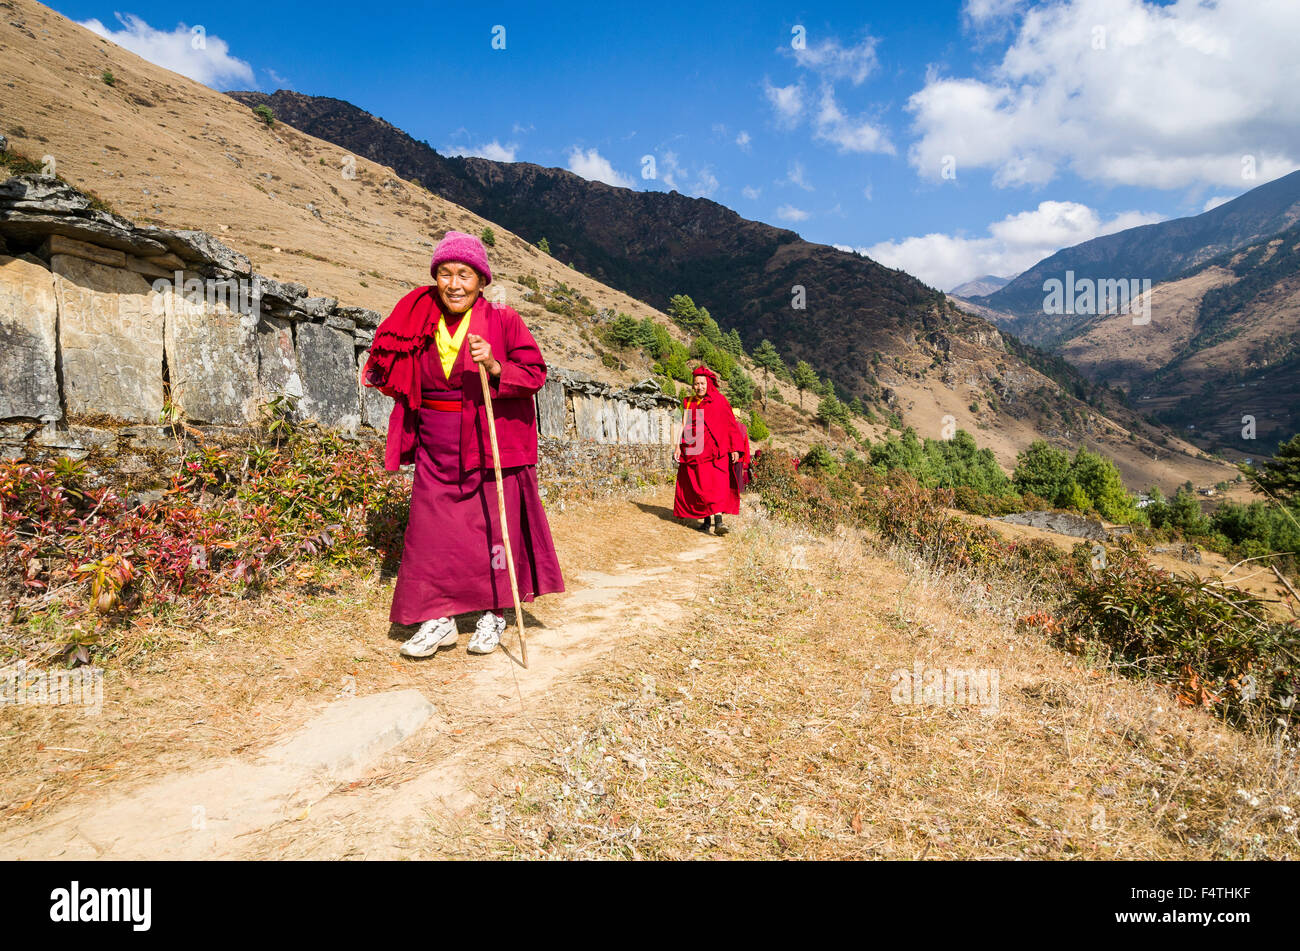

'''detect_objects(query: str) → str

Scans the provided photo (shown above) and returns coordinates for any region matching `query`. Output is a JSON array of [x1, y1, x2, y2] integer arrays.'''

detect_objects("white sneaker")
[[400, 617, 458, 657], [467, 611, 506, 654]]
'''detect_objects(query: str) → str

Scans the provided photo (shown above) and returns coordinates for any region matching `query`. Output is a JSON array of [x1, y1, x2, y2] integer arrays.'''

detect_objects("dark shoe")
[[695, 518, 711, 532], [713, 515, 730, 536]]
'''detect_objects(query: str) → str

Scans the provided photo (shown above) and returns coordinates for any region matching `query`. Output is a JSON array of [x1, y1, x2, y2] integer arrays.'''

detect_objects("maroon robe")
[[387, 311, 564, 624]]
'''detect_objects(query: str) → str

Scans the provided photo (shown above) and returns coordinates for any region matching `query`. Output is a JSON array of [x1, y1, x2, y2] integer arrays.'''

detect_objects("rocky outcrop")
[[998, 510, 1109, 542], [0, 172, 680, 460]]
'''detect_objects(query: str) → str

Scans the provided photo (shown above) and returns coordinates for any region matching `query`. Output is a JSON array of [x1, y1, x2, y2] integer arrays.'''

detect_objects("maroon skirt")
[[672, 453, 740, 518], [389, 400, 565, 624]]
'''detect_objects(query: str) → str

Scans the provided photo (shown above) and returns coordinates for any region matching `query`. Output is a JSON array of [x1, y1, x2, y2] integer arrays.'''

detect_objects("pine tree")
[[792, 360, 819, 410], [606, 313, 640, 348], [667, 294, 703, 332], [750, 340, 785, 409], [1244, 433, 1300, 501]]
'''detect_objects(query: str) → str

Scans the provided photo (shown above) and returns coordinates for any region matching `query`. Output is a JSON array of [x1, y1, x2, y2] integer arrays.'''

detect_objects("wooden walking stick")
[[478, 361, 529, 668]]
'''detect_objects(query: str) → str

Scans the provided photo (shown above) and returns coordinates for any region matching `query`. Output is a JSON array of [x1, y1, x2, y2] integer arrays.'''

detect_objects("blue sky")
[[51, 0, 1300, 290]]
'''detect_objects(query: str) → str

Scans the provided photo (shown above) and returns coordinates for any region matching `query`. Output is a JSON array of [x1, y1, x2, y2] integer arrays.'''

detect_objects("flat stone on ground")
[[263, 689, 439, 776]]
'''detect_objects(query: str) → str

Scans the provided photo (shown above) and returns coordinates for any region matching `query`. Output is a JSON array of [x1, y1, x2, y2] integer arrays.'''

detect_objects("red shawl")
[[362, 285, 442, 404], [681, 366, 747, 461]]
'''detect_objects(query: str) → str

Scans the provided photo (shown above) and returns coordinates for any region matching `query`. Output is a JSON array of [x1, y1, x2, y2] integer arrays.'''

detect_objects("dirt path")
[[0, 487, 732, 860]]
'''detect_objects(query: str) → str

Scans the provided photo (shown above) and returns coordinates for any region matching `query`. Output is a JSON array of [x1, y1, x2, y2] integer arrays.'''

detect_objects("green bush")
[[868, 428, 1011, 497], [1053, 542, 1299, 725], [726, 369, 755, 408], [801, 444, 837, 473], [1070, 447, 1139, 522], [605, 313, 640, 348], [1013, 440, 1071, 502], [480, 227, 496, 247]]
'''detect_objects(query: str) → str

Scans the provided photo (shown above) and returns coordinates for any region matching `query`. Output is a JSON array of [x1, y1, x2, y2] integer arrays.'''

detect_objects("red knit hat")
[[429, 230, 493, 284]]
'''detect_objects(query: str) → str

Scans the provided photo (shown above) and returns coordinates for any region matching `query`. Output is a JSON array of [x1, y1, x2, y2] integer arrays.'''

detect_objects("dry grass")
[[6, 484, 1297, 859], [466, 511, 1300, 859], [0, 569, 389, 822]]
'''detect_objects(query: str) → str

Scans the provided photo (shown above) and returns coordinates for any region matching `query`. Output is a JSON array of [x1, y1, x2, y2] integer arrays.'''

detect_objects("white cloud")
[[764, 79, 891, 155], [566, 147, 635, 188], [511, 122, 535, 135], [736, 130, 752, 151], [863, 184, 874, 200], [777, 204, 810, 222], [763, 79, 806, 127], [77, 13, 255, 88], [909, 0, 1300, 189], [692, 167, 720, 199], [1202, 195, 1233, 212], [963, 0, 1027, 25], [862, 200, 1165, 291], [780, 161, 814, 191], [766, 31, 892, 155], [445, 140, 518, 162], [658, 151, 684, 191], [742, 185, 761, 199], [650, 151, 717, 197], [813, 85, 894, 154], [785, 35, 880, 85]]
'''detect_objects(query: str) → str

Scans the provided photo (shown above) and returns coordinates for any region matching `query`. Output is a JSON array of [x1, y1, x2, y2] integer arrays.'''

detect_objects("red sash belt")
[[420, 397, 461, 412]]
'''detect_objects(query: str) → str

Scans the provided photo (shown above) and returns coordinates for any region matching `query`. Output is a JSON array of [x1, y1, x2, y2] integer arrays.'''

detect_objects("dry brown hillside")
[[997, 225, 1300, 458]]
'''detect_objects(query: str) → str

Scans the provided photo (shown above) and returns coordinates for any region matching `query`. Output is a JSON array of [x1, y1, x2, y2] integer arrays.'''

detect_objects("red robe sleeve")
[[487, 306, 547, 400]]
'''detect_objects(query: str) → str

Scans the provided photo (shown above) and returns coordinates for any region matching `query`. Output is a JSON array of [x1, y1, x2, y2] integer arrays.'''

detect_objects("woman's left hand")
[[467, 334, 501, 376], [730, 451, 740, 463]]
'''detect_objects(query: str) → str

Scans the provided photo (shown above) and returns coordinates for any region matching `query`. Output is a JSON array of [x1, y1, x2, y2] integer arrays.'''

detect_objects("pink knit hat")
[[429, 230, 492, 284]]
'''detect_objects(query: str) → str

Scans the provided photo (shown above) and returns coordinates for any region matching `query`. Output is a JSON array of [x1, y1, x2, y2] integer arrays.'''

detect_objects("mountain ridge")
[[976, 169, 1300, 341]]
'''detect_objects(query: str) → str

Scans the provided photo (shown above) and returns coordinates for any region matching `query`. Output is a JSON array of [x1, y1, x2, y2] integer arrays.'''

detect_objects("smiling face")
[[435, 262, 483, 314], [692, 376, 708, 397]]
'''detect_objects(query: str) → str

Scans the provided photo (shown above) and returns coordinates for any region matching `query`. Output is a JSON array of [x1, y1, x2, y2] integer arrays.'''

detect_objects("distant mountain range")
[[1050, 220, 1300, 452], [974, 169, 1300, 345], [932, 166, 1300, 453], [950, 275, 1010, 298]]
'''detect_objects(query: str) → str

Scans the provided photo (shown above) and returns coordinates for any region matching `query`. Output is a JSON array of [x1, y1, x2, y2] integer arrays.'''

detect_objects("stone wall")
[[0, 172, 681, 464], [536, 438, 676, 504]]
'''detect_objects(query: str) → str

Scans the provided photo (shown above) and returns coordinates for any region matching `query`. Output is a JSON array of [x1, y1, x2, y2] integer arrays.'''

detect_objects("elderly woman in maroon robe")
[[363, 231, 564, 657], [671, 365, 749, 535]]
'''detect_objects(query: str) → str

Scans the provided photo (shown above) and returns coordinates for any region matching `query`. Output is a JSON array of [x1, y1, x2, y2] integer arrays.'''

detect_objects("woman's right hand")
[[672, 447, 682, 464]]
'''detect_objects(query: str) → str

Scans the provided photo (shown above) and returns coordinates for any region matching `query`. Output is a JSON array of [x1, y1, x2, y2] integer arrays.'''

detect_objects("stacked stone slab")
[[548, 368, 680, 446], [0, 173, 383, 434]]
